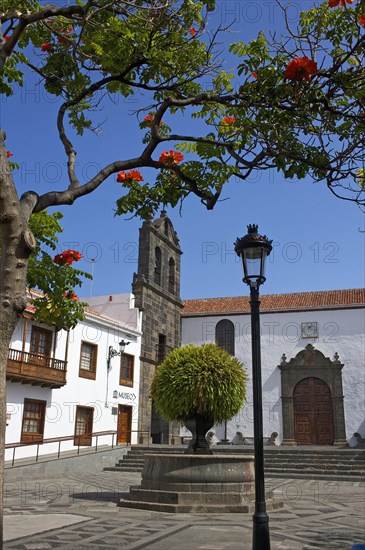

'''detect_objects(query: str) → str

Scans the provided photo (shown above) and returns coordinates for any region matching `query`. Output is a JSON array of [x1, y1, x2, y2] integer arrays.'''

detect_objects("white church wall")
[[182, 307, 365, 445]]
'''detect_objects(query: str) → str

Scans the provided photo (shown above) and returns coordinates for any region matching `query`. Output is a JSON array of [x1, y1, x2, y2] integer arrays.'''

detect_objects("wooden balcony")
[[7, 348, 67, 388]]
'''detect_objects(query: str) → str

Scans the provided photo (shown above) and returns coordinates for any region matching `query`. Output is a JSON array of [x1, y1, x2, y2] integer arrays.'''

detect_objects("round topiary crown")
[[150, 343, 247, 423]]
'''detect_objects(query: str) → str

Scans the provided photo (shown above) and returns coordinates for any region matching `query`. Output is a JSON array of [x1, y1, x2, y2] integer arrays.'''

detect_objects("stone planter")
[[183, 414, 214, 454]]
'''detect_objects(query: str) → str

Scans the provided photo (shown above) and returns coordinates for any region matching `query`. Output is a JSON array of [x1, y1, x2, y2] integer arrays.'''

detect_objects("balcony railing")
[[7, 348, 67, 388]]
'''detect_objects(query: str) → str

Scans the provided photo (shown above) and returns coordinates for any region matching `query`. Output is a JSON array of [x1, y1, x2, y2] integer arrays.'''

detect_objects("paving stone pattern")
[[4, 469, 365, 550]]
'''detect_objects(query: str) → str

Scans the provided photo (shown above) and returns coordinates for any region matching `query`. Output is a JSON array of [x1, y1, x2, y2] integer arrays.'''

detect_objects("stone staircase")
[[104, 444, 365, 482], [262, 448, 364, 481]]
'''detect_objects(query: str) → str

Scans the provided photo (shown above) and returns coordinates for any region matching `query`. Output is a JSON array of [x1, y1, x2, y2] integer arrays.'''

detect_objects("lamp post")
[[234, 224, 272, 550], [107, 339, 129, 370]]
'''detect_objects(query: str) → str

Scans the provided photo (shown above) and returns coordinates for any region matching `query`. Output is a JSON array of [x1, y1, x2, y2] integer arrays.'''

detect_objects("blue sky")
[[3, 0, 365, 299]]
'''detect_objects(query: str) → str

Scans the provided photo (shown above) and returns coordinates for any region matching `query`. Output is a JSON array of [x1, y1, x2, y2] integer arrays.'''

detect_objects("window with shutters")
[[79, 342, 98, 380], [120, 353, 134, 387], [30, 326, 52, 366], [21, 399, 46, 444], [74, 406, 94, 446]]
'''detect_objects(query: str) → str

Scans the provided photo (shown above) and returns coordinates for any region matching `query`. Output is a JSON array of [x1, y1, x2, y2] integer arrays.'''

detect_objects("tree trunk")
[[0, 131, 36, 550], [0, 241, 32, 550], [0, 317, 18, 550], [0, 257, 30, 550]]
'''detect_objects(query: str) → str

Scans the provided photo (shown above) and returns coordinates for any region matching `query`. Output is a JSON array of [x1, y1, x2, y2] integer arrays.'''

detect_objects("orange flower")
[[189, 27, 197, 37], [58, 36, 70, 45], [284, 56, 318, 81], [328, 0, 353, 6], [359, 14, 365, 27], [41, 42, 53, 52], [222, 116, 237, 124], [116, 170, 144, 183], [251, 71, 258, 79], [54, 253, 72, 265], [143, 114, 163, 125], [69, 250, 82, 262], [58, 28, 72, 45], [6, 151, 13, 158], [159, 150, 184, 165], [64, 291, 79, 301], [54, 250, 83, 266]]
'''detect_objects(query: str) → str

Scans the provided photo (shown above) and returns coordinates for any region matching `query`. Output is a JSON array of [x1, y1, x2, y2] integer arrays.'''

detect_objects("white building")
[[182, 289, 365, 447], [7, 286, 364, 455], [6, 292, 142, 461]]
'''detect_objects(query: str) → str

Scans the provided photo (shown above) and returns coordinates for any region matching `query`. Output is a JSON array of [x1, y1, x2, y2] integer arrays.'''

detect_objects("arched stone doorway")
[[279, 344, 347, 446], [293, 377, 334, 445]]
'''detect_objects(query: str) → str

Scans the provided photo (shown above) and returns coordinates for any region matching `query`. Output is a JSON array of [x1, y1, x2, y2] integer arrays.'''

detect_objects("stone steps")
[[105, 444, 365, 481], [104, 465, 142, 472], [269, 470, 364, 477], [267, 471, 363, 482], [127, 486, 255, 505], [119, 498, 256, 514]]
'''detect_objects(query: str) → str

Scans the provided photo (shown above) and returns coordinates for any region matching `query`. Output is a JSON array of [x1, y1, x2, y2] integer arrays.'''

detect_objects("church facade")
[[181, 291, 365, 446]]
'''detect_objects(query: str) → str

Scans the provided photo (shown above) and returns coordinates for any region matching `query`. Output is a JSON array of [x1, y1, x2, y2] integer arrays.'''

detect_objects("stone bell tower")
[[132, 211, 183, 444]]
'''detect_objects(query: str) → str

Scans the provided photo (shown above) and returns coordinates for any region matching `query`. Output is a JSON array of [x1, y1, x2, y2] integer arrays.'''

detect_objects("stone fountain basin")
[[140, 453, 255, 491], [118, 453, 285, 512]]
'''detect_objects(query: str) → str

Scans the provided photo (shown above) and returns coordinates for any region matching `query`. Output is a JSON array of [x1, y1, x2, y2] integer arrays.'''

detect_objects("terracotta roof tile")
[[182, 288, 365, 316]]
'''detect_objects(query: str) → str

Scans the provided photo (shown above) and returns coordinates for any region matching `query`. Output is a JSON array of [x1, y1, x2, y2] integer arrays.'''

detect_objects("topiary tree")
[[150, 343, 247, 454]]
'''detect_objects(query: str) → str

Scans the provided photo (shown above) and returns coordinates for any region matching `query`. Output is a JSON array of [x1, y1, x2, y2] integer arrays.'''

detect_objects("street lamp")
[[234, 224, 272, 550], [107, 339, 129, 370]]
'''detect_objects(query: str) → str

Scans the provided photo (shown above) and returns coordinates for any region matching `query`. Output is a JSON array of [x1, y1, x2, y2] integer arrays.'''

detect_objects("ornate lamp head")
[[234, 224, 272, 289]]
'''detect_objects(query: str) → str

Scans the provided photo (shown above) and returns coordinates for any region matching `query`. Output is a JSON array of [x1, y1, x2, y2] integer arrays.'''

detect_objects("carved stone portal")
[[278, 344, 347, 446]]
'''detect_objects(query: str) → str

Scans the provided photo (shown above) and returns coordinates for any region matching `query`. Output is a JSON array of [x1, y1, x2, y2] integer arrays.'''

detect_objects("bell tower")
[[132, 211, 183, 444]]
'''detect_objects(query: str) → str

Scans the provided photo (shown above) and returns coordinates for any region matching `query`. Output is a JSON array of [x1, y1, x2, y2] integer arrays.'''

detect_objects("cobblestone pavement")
[[4, 469, 365, 550]]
